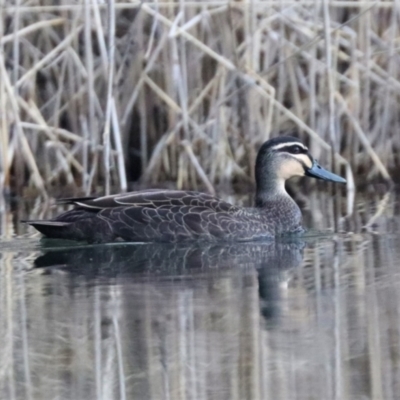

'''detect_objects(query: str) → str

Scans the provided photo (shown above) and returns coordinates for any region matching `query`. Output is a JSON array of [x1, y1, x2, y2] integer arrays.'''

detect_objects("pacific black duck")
[[24, 136, 346, 243]]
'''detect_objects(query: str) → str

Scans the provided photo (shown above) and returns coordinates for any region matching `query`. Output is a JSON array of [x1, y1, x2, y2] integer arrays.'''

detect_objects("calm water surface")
[[1, 191, 400, 400]]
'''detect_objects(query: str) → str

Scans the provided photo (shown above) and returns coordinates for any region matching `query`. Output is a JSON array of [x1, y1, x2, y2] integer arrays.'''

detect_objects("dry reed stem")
[[18, 99, 83, 173], [0, 51, 45, 195], [144, 2, 350, 174], [1, 18, 65, 45], [336, 93, 391, 181], [0, 4, 8, 191], [4, 2, 399, 13], [93, 0, 109, 75], [1, 1, 398, 197], [141, 4, 236, 70], [102, 0, 116, 196], [322, 0, 337, 150], [16, 26, 83, 88], [111, 99, 127, 192], [181, 140, 215, 194]]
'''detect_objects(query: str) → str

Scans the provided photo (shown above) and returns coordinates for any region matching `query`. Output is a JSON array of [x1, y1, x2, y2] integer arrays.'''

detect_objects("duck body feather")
[[27, 189, 304, 243]]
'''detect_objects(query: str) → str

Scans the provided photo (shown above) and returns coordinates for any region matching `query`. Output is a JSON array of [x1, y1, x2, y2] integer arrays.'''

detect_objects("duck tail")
[[22, 220, 72, 239]]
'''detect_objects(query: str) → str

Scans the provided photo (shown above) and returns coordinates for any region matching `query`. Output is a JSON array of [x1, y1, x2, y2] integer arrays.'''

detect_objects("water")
[[1, 192, 400, 400]]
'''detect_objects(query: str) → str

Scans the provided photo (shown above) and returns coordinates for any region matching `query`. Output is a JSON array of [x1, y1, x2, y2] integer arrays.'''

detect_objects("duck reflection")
[[34, 239, 305, 324]]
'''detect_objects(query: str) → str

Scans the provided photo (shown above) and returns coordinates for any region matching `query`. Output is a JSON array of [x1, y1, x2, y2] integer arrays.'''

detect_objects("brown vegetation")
[[1, 1, 398, 198]]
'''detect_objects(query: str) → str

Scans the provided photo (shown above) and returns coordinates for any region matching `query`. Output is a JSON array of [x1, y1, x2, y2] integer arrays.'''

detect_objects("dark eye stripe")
[[277, 145, 308, 154]]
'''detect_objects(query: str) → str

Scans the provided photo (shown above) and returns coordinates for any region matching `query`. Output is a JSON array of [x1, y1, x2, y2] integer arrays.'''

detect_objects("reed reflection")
[[3, 234, 400, 399], [21, 240, 305, 399]]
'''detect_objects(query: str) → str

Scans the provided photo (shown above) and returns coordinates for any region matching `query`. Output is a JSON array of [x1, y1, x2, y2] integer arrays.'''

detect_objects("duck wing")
[[90, 190, 247, 242], [97, 202, 246, 242], [60, 189, 237, 212], [28, 190, 253, 243]]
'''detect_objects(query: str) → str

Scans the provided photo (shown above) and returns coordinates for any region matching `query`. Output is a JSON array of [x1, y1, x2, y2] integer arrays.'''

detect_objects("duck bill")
[[305, 161, 347, 183]]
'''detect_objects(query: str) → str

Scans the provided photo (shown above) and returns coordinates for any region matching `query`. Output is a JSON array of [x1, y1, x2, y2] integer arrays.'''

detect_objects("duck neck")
[[255, 176, 290, 208], [254, 159, 303, 232]]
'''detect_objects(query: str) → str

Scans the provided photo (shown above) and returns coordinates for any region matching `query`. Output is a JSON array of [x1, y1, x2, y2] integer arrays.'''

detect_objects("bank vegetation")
[[0, 1, 398, 198]]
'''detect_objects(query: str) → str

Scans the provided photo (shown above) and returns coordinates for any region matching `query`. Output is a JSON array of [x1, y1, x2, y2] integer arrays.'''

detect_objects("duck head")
[[255, 136, 346, 206]]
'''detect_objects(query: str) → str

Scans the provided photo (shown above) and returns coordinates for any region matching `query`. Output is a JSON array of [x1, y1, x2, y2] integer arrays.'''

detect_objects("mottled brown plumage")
[[24, 136, 346, 243]]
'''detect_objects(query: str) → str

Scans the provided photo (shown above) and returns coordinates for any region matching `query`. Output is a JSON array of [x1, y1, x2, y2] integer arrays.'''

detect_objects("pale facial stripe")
[[270, 142, 308, 151], [293, 153, 313, 169], [276, 153, 313, 181]]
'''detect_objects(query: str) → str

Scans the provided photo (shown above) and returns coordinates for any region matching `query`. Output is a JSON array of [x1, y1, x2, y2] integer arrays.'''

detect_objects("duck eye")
[[290, 145, 302, 154]]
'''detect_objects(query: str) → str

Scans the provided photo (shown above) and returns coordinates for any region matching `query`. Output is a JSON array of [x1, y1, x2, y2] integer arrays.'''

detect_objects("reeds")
[[1, 0, 399, 197]]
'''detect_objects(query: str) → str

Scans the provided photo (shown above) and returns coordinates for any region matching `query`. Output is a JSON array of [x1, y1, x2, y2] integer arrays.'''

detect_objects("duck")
[[24, 136, 346, 243]]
